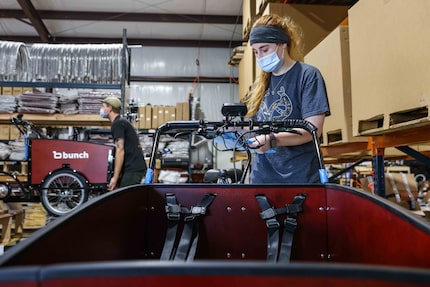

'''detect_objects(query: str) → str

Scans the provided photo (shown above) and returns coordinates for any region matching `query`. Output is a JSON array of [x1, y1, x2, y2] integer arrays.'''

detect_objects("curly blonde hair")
[[241, 14, 305, 117]]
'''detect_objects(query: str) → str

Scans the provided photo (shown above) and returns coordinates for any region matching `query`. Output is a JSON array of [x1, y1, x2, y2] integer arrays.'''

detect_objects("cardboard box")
[[1, 87, 12, 95], [9, 125, 21, 140], [151, 105, 167, 128], [0, 125, 9, 140], [138, 105, 152, 130], [157, 106, 165, 126], [385, 172, 419, 211], [238, 43, 256, 102], [305, 26, 366, 145], [242, 0, 256, 39], [176, 102, 183, 121], [164, 106, 170, 124], [145, 108, 153, 128], [22, 87, 34, 93], [164, 106, 176, 123], [349, 0, 430, 135], [256, 0, 268, 15], [152, 106, 159, 129], [12, 87, 23, 96], [261, 3, 350, 56], [181, 102, 190, 120], [168, 106, 176, 122]]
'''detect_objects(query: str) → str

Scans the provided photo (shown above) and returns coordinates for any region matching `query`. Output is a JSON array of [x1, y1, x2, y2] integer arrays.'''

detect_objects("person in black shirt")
[[100, 96, 147, 190]]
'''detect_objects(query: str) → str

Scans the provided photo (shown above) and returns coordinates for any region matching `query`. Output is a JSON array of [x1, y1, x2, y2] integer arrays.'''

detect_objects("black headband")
[[249, 25, 290, 46]]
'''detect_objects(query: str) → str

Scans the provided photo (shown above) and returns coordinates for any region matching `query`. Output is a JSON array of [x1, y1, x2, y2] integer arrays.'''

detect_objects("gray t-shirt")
[[251, 61, 330, 184]]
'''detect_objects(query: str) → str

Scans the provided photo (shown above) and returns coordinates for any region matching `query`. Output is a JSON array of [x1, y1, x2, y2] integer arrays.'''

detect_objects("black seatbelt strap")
[[256, 194, 280, 262], [278, 194, 307, 262], [160, 193, 216, 261], [174, 193, 216, 261], [160, 193, 181, 260], [256, 193, 307, 262]]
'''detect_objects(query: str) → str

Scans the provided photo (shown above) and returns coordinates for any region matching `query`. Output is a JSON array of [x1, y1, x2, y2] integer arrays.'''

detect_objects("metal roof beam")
[[14, 0, 52, 43], [0, 35, 242, 49], [130, 76, 237, 84], [0, 9, 241, 24]]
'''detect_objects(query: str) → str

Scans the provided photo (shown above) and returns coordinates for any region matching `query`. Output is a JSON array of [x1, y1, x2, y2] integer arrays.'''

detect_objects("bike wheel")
[[40, 170, 89, 216]]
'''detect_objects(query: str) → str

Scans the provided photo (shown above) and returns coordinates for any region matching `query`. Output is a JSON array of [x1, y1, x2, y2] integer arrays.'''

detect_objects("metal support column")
[[121, 28, 128, 117], [373, 152, 385, 197], [369, 137, 386, 197]]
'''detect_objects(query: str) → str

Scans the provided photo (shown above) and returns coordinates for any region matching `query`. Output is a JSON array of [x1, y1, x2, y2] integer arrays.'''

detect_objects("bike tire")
[[40, 170, 89, 216]]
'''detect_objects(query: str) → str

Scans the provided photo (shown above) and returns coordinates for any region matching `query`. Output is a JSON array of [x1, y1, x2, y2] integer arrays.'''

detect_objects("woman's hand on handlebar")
[[248, 134, 271, 154]]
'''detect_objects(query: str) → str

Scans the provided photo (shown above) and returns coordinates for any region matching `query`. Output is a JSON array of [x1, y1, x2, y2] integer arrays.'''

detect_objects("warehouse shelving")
[[322, 123, 430, 198], [0, 29, 129, 127], [0, 82, 122, 90], [0, 113, 111, 127]]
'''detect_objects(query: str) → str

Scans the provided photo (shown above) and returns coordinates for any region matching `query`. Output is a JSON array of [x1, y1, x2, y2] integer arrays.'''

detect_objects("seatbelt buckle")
[[167, 213, 180, 220], [260, 207, 277, 220], [165, 205, 181, 220], [191, 206, 206, 215], [184, 206, 207, 221], [284, 217, 297, 233], [266, 217, 280, 229]]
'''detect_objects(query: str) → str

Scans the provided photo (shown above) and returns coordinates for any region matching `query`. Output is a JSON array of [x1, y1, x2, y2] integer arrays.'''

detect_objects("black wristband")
[[269, 132, 276, 148]]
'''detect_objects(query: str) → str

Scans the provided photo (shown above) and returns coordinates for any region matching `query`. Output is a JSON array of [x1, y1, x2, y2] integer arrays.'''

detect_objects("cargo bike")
[[0, 114, 113, 216], [2, 104, 430, 286]]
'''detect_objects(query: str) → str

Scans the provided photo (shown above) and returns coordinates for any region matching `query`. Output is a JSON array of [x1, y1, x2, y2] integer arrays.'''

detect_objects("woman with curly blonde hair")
[[244, 13, 330, 184]]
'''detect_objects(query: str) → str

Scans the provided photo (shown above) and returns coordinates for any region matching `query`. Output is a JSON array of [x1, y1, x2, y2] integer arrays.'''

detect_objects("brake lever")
[[197, 124, 222, 140]]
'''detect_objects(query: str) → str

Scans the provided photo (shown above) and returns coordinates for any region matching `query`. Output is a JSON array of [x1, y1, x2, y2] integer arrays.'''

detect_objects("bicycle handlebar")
[[10, 115, 46, 139], [10, 114, 37, 127], [156, 118, 318, 136], [145, 119, 327, 184]]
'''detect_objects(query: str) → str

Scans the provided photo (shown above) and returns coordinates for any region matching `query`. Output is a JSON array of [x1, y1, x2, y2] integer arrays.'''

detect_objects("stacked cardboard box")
[[12, 87, 23, 96], [0, 125, 9, 140], [0, 125, 21, 141], [242, 0, 256, 39], [259, 3, 350, 56], [175, 102, 190, 121], [0, 87, 33, 96], [138, 104, 152, 130], [138, 102, 190, 130], [305, 26, 366, 146], [238, 43, 256, 102], [1, 87, 12, 96], [349, 0, 430, 135]]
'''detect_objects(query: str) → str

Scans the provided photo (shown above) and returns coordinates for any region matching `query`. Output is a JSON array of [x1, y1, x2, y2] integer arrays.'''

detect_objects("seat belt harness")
[[160, 193, 181, 260], [161, 193, 216, 261], [256, 193, 307, 262]]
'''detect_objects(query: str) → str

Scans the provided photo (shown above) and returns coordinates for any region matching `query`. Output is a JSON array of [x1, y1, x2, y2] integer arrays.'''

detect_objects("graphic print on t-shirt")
[[260, 86, 293, 121]]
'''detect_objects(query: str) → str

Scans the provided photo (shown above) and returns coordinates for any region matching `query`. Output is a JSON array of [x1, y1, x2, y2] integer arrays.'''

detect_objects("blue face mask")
[[100, 107, 109, 119], [257, 47, 283, 73]]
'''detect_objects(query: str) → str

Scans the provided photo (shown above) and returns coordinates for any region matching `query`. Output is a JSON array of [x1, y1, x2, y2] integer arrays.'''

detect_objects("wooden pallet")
[[0, 161, 28, 175], [0, 208, 24, 245]]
